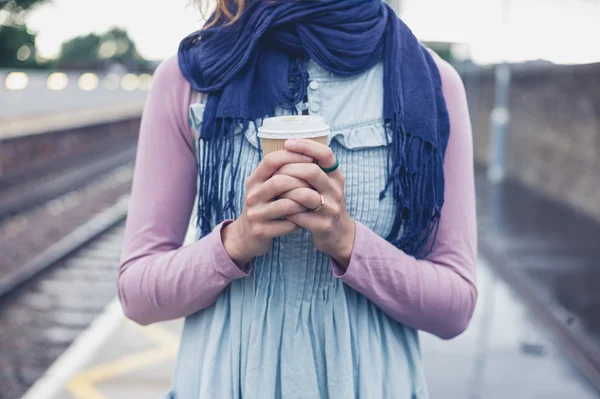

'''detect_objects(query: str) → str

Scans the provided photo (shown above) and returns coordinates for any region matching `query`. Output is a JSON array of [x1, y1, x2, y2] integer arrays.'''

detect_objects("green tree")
[[0, 24, 37, 68], [1, 0, 49, 25], [55, 27, 150, 71], [55, 32, 102, 69], [0, 0, 49, 68]]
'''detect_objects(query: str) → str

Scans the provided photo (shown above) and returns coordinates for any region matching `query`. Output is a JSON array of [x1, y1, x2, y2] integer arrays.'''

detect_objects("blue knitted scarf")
[[178, 0, 450, 258]]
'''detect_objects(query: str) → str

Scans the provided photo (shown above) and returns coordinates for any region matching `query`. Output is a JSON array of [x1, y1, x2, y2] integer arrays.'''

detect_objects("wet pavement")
[[422, 258, 599, 398], [26, 258, 599, 399], [474, 166, 600, 387]]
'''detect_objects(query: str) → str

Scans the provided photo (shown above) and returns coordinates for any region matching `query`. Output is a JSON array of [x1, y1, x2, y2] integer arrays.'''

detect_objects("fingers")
[[279, 187, 322, 211], [249, 198, 308, 221], [252, 219, 300, 239], [250, 150, 314, 184], [248, 175, 312, 205], [286, 212, 334, 235], [284, 139, 339, 172], [275, 163, 337, 197]]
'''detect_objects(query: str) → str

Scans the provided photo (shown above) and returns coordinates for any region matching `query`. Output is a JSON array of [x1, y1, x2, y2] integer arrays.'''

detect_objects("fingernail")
[[303, 155, 313, 162], [286, 139, 296, 147]]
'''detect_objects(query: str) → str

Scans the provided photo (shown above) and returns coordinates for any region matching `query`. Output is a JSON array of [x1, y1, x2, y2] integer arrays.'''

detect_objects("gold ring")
[[310, 194, 325, 212]]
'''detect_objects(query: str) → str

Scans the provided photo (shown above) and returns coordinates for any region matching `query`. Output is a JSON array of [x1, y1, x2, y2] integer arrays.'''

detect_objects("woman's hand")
[[277, 139, 356, 269], [222, 150, 315, 268]]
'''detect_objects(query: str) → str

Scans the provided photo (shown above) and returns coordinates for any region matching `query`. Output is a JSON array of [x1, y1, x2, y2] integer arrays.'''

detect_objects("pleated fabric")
[[168, 61, 429, 399]]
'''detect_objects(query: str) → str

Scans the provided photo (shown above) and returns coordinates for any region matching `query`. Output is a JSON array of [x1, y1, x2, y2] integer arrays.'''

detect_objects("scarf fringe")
[[380, 114, 443, 258], [198, 97, 442, 259], [198, 90, 443, 259], [197, 118, 242, 237], [197, 58, 309, 238]]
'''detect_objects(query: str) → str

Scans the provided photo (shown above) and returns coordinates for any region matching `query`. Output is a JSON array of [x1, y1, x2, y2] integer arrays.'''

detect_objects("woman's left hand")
[[276, 138, 356, 268]]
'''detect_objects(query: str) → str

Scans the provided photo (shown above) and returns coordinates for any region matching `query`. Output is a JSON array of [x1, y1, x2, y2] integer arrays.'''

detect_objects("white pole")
[[487, 0, 511, 183]]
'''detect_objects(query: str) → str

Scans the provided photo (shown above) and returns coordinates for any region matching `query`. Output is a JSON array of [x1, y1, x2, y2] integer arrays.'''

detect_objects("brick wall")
[[464, 62, 600, 221]]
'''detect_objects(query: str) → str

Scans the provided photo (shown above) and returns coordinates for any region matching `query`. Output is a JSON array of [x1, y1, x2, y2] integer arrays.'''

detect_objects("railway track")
[[0, 139, 137, 221], [0, 198, 128, 399], [0, 137, 136, 279], [0, 119, 139, 398]]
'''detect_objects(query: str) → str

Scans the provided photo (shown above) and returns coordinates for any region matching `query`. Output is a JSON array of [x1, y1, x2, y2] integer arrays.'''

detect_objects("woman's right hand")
[[221, 150, 314, 267]]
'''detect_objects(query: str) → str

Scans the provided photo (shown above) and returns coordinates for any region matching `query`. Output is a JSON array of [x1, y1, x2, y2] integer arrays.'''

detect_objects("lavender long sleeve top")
[[117, 55, 477, 339]]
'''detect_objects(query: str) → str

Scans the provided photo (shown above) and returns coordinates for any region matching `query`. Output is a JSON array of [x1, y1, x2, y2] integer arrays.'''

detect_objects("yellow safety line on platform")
[[66, 322, 179, 399]]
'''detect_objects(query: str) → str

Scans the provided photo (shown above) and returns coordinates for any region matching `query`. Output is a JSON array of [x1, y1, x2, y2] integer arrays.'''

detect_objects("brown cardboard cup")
[[258, 116, 330, 156], [259, 135, 328, 155]]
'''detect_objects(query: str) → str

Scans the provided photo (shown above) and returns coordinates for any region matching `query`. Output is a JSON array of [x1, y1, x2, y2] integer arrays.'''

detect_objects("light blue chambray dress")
[[166, 59, 429, 399]]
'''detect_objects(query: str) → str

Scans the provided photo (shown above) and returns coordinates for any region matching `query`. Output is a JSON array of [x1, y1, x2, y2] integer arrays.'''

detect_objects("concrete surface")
[[22, 259, 599, 399]]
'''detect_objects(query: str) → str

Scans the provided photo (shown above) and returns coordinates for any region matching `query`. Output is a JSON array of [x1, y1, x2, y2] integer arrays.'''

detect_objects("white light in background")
[[138, 73, 153, 91], [26, 0, 203, 61], [115, 38, 130, 56], [47, 72, 69, 90], [97, 41, 118, 59], [78, 73, 99, 91], [401, 0, 600, 65], [36, 53, 48, 64], [102, 73, 120, 90], [5, 72, 29, 90], [24, 0, 600, 65], [121, 73, 139, 91], [0, 9, 10, 26], [451, 43, 471, 62], [17, 45, 32, 61]]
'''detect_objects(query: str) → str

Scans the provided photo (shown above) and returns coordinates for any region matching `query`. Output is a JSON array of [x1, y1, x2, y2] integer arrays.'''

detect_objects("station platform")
[[0, 102, 144, 140], [20, 299, 180, 399], [19, 166, 600, 399], [20, 257, 598, 399]]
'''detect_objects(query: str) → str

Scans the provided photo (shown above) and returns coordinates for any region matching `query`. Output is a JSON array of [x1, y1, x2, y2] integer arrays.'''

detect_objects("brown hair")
[[194, 0, 247, 30]]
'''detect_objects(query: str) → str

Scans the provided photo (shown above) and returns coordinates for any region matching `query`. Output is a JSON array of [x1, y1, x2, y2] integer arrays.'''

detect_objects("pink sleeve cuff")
[[211, 220, 253, 280], [331, 221, 368, 280]]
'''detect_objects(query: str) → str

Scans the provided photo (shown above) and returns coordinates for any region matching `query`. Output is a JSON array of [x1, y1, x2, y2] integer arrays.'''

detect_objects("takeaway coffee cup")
[[257, 115, 330, 156]]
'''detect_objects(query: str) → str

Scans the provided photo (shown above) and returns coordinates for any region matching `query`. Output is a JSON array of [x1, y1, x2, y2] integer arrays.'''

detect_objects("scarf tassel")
[[197, 58, 309, 237], [197, 118, 242, 238], [380, 114, 443, 258]]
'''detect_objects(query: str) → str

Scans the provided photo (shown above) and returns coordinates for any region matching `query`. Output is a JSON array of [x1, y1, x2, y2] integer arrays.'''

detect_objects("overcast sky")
[[26, 0, 600, 65]]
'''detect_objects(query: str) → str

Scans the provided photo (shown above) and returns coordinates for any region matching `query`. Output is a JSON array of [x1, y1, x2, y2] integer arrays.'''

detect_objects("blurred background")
[[1, 0, 599, 398]]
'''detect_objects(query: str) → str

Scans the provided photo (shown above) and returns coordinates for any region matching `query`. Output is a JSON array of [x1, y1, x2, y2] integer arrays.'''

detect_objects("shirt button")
[[309, 103, 320, 113], [309, 81, 320, 90]]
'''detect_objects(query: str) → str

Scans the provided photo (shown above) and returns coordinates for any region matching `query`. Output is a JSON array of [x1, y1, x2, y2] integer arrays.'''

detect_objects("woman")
[[118, 0, 477, 397]]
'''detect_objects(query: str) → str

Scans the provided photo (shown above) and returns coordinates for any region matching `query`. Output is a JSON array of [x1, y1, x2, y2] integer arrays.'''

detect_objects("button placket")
[[306, 80, 321, 115]]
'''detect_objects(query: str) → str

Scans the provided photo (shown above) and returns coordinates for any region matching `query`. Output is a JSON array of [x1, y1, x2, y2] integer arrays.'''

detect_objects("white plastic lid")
[[257, 115, 330, 139]]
